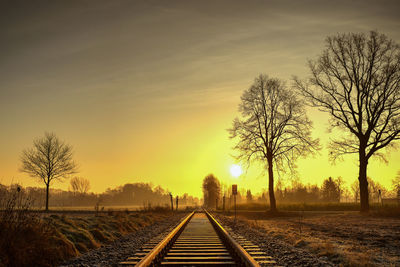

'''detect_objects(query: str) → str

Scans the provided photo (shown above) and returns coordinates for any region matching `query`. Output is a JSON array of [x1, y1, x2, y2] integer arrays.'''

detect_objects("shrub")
[[0, 188, 78, 266]]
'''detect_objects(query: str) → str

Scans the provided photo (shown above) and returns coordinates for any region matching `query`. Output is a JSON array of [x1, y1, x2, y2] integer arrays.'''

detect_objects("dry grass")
[[0, 189, 175, 267], [0, 189, 78, 267], [309, 241, 339, 258], [228, 210, 400, 266], [342, 248, 374, 267], [233, 202, 400, 213], [45, 210, 171, 255]]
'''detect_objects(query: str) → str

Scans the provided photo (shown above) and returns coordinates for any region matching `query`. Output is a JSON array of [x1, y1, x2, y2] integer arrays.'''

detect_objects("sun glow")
[[230, 164, 243, 178]]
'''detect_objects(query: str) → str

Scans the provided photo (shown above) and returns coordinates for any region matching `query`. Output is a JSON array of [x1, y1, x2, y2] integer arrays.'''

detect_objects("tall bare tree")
[[294, 31, 400, 212], [20, 132, 77, 211], [229, 75, 318, 212], [70, 177, 90, 195]]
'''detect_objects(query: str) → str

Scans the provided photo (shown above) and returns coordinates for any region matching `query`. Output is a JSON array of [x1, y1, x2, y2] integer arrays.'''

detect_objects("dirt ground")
[[230, 211, 400, 266]]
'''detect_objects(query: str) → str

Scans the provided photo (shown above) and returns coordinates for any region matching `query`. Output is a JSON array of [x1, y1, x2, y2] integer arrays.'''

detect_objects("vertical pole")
[[234, 194, 237, 223], [169, 193, 174, 211]]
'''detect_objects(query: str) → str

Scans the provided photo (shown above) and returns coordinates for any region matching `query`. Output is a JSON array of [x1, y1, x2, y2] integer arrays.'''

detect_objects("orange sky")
[[1, 0, 400, 198]]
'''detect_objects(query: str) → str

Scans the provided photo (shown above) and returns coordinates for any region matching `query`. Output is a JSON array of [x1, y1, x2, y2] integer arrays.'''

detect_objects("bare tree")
[[70, 177, 90, 195], [246, 190, 253, 203], [294, 31, 400, 212], [335, 176, 345, 202], [20, 132, 77, 211], [229, 74, 318, 212], [351, 180, 360, 203], [392, 170, 400, 191]]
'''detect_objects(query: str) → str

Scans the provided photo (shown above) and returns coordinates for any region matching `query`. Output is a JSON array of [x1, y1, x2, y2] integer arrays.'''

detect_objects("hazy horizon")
[[1, 0, 400, 198]]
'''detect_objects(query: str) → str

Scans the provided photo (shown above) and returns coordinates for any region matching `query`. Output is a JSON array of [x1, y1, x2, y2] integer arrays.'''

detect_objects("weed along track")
[[119, 210, 276, 266]]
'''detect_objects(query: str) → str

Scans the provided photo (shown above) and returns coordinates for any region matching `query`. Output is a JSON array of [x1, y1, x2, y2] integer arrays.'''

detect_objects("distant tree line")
[[202, 174, 399, 209], [0, 182, 200, 209]]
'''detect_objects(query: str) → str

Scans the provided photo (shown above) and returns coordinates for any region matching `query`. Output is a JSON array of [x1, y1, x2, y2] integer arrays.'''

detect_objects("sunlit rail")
[[119, 210, 276, 266]]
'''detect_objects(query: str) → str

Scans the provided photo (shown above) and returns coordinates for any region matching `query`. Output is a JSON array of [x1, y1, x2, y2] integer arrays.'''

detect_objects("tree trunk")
[[45, 183, 49, 211], [267, 156, 277, 213], [358, 147, 369, 212]]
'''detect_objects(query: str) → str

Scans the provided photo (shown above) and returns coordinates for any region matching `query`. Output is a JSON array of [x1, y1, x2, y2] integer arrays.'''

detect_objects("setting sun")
[[230, 164, 243, 178]]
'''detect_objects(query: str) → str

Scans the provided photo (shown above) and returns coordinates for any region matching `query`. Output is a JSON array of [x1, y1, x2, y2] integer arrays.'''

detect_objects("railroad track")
[[119, 210, 276, 266]]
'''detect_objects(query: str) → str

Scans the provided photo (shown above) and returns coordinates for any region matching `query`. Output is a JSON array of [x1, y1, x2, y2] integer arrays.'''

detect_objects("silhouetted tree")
[[229, 75, 318, 212], [20, 132, 77, 211], [70, 177, 90, 195], [295, 31, 400, 212], [393, 170, 400, 191], [246, 190, 253, 203], [202, 174, 221, 209], [335, 176, 345, 202], [258, 192, 267, 203], [274, 180, 322, 203], [351, 180, 360, 203], [321, 177, 340, 202]]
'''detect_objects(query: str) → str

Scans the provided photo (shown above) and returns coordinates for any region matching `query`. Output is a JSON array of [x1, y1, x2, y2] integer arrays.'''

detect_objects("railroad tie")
[[119, 210, 278, 266]]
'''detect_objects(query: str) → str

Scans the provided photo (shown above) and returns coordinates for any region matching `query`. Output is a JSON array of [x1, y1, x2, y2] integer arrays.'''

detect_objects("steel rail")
[[136, 211, 195, 267], [133, 210, 261, 266], [204, 209, 261, 267]]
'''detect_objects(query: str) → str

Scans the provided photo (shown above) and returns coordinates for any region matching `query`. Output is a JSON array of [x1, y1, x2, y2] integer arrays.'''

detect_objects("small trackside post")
[[232, 184, 237, 223]]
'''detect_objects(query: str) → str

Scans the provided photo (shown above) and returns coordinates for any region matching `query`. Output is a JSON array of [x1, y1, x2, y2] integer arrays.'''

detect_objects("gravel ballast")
[[60, 212, 337, 266], [59, 212, 186, 267]]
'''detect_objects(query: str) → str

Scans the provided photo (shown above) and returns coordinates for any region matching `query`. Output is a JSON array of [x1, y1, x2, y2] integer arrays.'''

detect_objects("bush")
[[0, 188, 78, 267], [0, 188, 173, 266]]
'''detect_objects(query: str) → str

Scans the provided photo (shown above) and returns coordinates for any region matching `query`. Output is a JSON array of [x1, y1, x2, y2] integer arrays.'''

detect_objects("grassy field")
[[0, 190, 196, 267], [223, 201, 400, 214], [46, 205, 145, 211], [2, 196, 398, 266], [0, 208, 177, 267], [222, 206, 400, 266], [31, 204, 196, 212], [45, 211, 168, 253]]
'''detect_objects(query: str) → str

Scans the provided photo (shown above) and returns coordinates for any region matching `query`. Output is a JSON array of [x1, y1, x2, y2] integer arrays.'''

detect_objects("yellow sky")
[[1, 0, 400, 198]]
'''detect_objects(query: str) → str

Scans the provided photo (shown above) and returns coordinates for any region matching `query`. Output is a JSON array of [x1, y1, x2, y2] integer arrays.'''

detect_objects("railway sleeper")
[[160, 261, 236, 266], [120, 211, 278, 266]]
